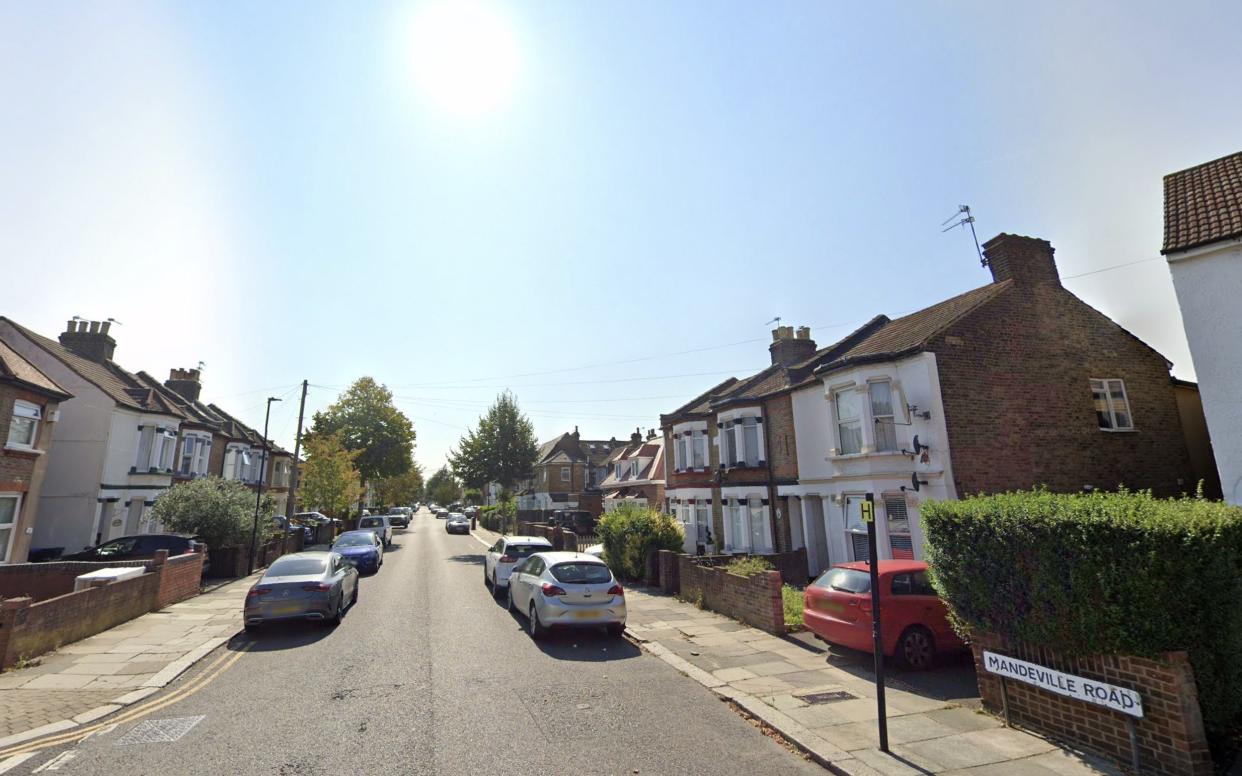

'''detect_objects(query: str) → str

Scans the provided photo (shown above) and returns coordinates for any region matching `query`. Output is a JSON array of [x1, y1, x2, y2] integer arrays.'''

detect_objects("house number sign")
[[983, 651, 1143, 718]]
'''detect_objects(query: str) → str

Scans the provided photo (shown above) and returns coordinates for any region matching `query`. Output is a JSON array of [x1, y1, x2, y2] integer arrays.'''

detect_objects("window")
[[885, 496, 913, 559], [1092, 379, 1134, 430], [835, 389, 862, 455], [724, 497, 770, 553], [7, 401, 41, 449], [869, 382, 897, 452], [844, 496, 869, 561], [136, 427, 154, 469], [724, 424, 738, 466], [0, 494, 18, 563], [676, 437, 687, 471], [721, 418, 762, 468], [726, 500, 746, 552], [630, 459, 639, 478], [692, 433, 706, 468], [560, 466, 571, 483], [742, 418, 760, 467], [812, 566, 870, 594]]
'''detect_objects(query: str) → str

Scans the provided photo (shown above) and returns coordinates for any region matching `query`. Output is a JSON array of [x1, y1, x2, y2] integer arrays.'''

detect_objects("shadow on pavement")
[[501, 610, 640, 661], [229, 622, 335, 652], [785, 631, 979, 703], [445, 553, 485, 566]]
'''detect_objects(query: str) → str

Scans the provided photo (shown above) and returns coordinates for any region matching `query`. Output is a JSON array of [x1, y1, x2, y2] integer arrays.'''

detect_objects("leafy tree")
[[426, 466, 461, 505], [300, 433, 363, 517], [152, 476, 273, 548], [448, 391, 538, 491], [310, 377, 416, 485], [376, 464, 424, 507], [462, 487, 482, 505]]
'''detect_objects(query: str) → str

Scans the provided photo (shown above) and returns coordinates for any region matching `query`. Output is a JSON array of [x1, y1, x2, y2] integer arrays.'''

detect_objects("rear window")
[[359, 517, 383, 528], [505, 544, 550, 559], [550, 562, 612, 584], [267, 558, 326, 576], [812, 567, 871, 594]]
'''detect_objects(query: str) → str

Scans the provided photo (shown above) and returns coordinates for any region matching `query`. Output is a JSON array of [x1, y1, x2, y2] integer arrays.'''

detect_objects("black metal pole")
[[865, 491, 889, 752], [248, 397, 280, 573]]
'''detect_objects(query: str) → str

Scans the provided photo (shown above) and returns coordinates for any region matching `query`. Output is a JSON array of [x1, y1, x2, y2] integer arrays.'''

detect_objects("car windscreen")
[[812, 567, 871, 594], [334, 534, 374, 547], [549, 562, 612, 584], [359, 517, 383, 528], [506, 544, 550, 559], [266, 558, 327, 576]]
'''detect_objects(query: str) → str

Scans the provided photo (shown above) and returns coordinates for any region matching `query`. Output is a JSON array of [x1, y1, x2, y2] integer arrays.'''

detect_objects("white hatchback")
[[506, 551, 626, 639], [357, 514, 393, 547], [483, 536, 553, 592]]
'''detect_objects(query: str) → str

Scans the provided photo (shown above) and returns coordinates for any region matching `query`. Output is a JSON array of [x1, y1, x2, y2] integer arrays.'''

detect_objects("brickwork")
[[0, 559, 148, 601], [972, 631, 1211, 776], [676, 555, 784, 634], [155, 552, 204, 608], [0, 384, 61, 562], [657, 549, 680, 594]]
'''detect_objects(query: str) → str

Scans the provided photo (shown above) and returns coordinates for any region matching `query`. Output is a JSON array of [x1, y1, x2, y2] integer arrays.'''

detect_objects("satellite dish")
[[912, 434, 928, 453], [911, 472, 921, 492]]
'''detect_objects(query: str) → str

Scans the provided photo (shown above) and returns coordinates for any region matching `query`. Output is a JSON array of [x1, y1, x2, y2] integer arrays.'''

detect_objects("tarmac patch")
[[116, 715, 205, 745]]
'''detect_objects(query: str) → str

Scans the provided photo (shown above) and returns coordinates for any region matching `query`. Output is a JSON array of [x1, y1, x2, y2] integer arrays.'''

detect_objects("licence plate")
[[273, 602, 302, 616], [573, 610, 600, 620]]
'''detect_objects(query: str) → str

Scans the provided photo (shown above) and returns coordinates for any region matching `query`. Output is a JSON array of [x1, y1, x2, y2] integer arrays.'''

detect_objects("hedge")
[[922, 489, 1242, 733], [596, 505, 683, 580]]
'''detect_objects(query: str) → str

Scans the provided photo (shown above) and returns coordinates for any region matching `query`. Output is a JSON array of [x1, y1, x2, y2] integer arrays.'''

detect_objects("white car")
[[505, 551, 626, 639], [357, 514, 393, 547], [483, 536, 553, 592]]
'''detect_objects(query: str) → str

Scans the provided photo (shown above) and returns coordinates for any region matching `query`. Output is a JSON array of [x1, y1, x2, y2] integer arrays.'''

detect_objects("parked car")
[[330, 530, 384, 573], [357, 514, 393, 547], [387, 507, 411, 528], [445, 513, 470, 534], [243, 551, 358, 632], [506, 551, 626, 639], [582, 543, 604, 559], [273, 515, 314, 544], [293, 511, 331, 539], [60, 534, 210, 575], [483, 536, 553, 591], [802, 560, 965, 670], [434, 508, 450, 520]]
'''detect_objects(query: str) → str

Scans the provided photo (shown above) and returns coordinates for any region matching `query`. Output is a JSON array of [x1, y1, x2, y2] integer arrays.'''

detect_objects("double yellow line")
[[0, 640, 252, 759]]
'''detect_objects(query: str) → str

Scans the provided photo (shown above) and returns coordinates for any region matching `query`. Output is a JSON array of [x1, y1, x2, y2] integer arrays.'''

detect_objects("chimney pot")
[[769, 324, 818, 366], [100, 321, 111, 336], [59, 319, 117, 363], [89, 321, 100, 334], [65, 320, 75, 334], [796, 326, 811, 340]]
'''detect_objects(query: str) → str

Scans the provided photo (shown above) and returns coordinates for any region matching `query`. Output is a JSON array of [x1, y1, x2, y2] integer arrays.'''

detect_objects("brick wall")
[[657, 549, 680, 594], [155, 552, 203, 608], [0, 559, 149, 601], [677, 555, 784, 634], [765, 393, 798, 481], [972, 632, 1211, 776]]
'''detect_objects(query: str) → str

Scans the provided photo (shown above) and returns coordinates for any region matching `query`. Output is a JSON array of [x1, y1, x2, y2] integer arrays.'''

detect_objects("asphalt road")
[[7, 510, 822, 775]]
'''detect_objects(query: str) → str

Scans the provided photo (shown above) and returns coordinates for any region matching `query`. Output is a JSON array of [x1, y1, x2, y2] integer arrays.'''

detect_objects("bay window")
[[7, 401, 41, 449], [724, 496, 772, 554], [869, 381, 897, 452], [1091, 379, 1134, 431], [692, 433, 706, 468], [178, 434, 211, 477], [835, 389, 862, 455]]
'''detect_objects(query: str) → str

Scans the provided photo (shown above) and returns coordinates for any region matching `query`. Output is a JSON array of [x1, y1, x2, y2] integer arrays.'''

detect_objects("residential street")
[[0, 512, 821, 775]]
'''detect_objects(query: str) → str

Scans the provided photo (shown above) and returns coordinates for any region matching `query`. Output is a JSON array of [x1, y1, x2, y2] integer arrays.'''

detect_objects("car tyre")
[[506, 585, 515, 613], [528, 603, 547, 640], [484, 566, 492, 589], [897, 626, 935, 670], [325, 595, 343, 627], [244, 622, 260, 634], [606, 623, 625, 638]]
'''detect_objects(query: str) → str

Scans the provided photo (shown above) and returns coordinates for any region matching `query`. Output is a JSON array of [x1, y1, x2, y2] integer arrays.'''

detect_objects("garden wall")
[[0, 559, 148, 601], [677, 555, 784, 634]]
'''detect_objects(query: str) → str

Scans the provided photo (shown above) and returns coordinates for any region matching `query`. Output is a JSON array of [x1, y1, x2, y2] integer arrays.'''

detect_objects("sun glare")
[[407, 0, 523, 118]]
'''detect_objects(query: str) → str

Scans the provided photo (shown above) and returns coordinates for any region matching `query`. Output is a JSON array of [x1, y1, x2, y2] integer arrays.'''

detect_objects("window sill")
[[828, 450, 908, 461], [1099, 427, 1137, 433], [3, 444, 42, 456]]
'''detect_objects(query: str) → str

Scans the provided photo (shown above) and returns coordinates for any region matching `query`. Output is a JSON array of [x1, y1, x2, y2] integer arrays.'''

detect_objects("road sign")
[[860, 499, 875, 523]]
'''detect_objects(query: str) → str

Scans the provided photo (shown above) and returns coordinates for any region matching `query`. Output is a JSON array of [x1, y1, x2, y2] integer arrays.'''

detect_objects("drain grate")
[[799, 690, 857, 705], [117, 715, 205, 745]]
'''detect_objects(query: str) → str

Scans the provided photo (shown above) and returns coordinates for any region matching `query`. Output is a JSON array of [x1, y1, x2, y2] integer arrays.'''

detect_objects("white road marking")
[[32, 750, 76, 772], [0, 753, 36, 773]]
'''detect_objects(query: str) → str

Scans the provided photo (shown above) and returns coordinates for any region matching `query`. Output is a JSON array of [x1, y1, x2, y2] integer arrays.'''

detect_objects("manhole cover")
[[117, 715, 205, 745], [799, 690, 856, 705]]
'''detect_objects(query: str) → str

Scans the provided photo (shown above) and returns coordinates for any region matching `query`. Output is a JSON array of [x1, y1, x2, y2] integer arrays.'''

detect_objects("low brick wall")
[[155, 552, 204, 609], [0, 559, 149, 602], [972, 632, 1212, 776], [766, 548, 809, 586], [677, 555, 784, 634], [657, 550, 680, 595]]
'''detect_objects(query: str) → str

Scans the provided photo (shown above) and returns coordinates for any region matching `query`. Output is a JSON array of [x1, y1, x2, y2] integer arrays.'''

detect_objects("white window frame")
[[884, 494, 913, 560], [1091, 378, 1135, 431], [157, 429, 177, 472], [676, 436, 688, 472], [560, 466, 571, 483], [834, 388, 863, 456], [868, 380, 898, 453], [7, 400, 41, 450], [692, 433, 707, 469], [843, 494, 869, 561], [722, 494, 772, 554], [0, 492, 20, 564]]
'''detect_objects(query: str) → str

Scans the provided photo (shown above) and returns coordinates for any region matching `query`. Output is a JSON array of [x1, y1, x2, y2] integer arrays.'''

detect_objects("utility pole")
[[248, 397, 282, 573], [285, 380, 309, 518]]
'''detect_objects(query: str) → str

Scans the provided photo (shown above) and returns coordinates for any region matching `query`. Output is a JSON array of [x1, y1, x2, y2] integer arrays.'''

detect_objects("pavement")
[[0, 573, 253, 748]]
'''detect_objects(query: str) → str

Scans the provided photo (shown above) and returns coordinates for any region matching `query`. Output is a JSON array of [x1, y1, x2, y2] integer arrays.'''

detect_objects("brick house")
[[786, 233, 1195, 575], [517, 428, 617, 517], [0, 341, 71, 563], [1162, 151, 1242, 504], [599, 429, 665, 515]]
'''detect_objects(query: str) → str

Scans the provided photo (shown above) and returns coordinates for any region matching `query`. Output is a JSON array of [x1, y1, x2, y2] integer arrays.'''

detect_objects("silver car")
[[445, 513, 470, 534], [506, 551, 626, 639], [243, 552, 358, 632]]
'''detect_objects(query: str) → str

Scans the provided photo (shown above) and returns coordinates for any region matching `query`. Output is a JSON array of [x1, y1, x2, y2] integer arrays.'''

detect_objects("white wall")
[[1168, 239, 1242, 504]]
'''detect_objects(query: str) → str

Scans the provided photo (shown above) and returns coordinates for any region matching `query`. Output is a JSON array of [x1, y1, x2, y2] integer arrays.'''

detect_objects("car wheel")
[[326, 595, 343, 627], [528, 603, 547, 640], [506, 584, 515, 612], [606, 623, 625, 638], [244, 622, 260, 634], [351, 584, 358, 605], [898, 626, 935, 670]]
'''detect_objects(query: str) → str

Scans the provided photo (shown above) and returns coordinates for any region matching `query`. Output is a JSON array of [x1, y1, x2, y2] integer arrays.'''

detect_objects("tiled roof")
[[0, 339, 71, 399], [1163, 151, 1242, 254], [662, 378, 740, 420], [2, 318, 185, 416]]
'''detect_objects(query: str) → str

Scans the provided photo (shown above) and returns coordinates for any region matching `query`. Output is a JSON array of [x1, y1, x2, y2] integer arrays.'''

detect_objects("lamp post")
[[248, 397, 282, 572]]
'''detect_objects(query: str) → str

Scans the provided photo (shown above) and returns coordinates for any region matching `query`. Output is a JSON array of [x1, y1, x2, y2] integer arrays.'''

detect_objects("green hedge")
[[922, 489, 1242, 733], [596, 505, 684, 580]]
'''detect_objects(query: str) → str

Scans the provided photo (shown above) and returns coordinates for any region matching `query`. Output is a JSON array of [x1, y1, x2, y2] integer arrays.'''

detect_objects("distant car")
[[357, 515, 393, 547], [445, 513, 470, 534], [273, 515, 314, 544], [243, 551, 358, 632], [330, 530, 384, 573], [483, 536, 554, 592], [387, 508, 410, 528], [60, 534, 210, 576], [802, 560, 966, 670], [506, 551, 626, 639], [435, 508, 450, 520]]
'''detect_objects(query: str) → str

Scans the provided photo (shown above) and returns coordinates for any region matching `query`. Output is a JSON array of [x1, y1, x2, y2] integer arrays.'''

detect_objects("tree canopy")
[[448, 391, 538, 491], [310, 377, 416, 484], [152, 476, 273, 548], [375, 463, 425, 507], [300, 433, 363, 517], [426, 466, 462, 505]]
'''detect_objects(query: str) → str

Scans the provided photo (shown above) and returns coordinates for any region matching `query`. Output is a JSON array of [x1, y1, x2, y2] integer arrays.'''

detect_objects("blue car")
[[330, 530, 384, 573]]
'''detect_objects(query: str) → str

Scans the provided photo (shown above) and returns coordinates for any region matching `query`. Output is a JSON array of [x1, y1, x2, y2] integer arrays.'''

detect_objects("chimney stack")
[[646, 428, 657, 441], [982, 234, 1061, 286], [59, 319, 117, 363], [165, 367, 203, 403], [769, 324, 817, 367], [630, 427, 643, 444]]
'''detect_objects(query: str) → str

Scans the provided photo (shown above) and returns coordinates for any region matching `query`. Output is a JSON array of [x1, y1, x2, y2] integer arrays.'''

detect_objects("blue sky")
[[3, 1, 1241, 474]]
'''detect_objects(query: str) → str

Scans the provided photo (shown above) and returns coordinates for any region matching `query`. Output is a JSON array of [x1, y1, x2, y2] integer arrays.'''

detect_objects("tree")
[[448, 391, 539, 492], [152, 476, 273, 549], [300, 433, 363, 518], [310, 377, 416, 485], [375, 463, 424, 507], [426, 466, 461, 505]]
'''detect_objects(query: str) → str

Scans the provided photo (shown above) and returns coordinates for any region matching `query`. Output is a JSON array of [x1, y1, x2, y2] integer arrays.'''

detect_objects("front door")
[[804, 497, 831, 577], [124, 498, 144, 536]]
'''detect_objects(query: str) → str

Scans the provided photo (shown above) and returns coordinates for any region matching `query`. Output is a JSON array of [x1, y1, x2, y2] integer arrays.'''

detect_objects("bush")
[[922, 489, 1242, 733], [726, 556, 774, 577], [152, 476, 275, 549], [596, 505, 684, 580]]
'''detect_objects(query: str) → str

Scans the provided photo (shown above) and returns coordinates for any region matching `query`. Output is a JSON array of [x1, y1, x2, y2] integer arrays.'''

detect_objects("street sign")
[[982, 652, 1143, 718], [860, 499, 875, 523]]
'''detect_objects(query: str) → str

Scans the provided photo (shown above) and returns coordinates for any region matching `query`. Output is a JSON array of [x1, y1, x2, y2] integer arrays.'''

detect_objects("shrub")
[[596, 505, 683, 580], [922, 489, 1242, 733], [726, 556, 774, 577], [152, 476, 275, 549]]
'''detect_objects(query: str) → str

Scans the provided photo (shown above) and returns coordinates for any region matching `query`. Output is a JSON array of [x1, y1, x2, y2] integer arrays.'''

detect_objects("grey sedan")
[[243, 552, 358, 632], [445, 513, 470, 534], [506, 551, 626, 639]]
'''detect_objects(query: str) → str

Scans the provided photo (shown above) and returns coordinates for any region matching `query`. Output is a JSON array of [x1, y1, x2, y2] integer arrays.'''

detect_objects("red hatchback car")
[[802, 560, 964, 670]]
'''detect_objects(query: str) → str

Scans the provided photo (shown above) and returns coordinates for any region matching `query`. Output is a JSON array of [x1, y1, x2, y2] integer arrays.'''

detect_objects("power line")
[[1061, 256, 1163, 280]]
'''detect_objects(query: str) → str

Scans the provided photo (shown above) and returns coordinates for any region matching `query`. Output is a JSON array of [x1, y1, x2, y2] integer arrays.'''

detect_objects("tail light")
[[499, 554, 517, 563], [607, 584, 624, 597], [541, 583, 567, 597], [302, 583, 332, 592], [247, 587, 270, 597]]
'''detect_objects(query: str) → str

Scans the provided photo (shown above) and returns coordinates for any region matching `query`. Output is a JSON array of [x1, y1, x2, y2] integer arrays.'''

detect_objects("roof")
[[663, 378, 740, 421], [528, 551, 606, 563], [0, 339, 71, 399], [2, 318, 185, 416], [1163, 151, 1242, 254]]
